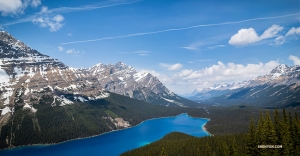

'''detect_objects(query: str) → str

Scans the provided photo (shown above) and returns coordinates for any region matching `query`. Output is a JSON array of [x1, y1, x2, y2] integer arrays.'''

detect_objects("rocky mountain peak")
[[270, 64, 290, 74], [0, 31, 29, 51]]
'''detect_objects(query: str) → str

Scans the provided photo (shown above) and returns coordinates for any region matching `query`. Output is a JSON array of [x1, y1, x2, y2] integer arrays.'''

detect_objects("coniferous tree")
[[281, 109, 292, 155], [246, 118, 256, 156], [220, 141, 229, 156], [160, 146, 167, 156], [205, 142, 212, 156], [273, 109, 281, 145], [229, 138, 238, 156], [288, 112, 295, 155], [264, 111, 278, 156], [294, 112, 300, 155], [256, 111, 266, 155]]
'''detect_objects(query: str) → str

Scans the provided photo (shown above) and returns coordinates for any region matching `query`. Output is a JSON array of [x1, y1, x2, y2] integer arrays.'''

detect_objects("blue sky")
[[1, 0, 300, 94]]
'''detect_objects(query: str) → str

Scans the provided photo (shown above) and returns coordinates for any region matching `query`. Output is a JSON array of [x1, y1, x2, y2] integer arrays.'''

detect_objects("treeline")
[[247, 109, 300, 155], [121, 132, 247, 156], [122, 109, 300, 156]]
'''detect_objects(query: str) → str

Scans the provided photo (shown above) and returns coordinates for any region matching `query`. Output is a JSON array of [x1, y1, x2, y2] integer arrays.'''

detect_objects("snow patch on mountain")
[[56, 95, 74, 106], [0, 68, 10, 84], [162, 97, 183, 106], [133, 72, 148, 82], [74, 96, 88, 102], [0, 106, 12, 115], [88, 92, 110, 100], [23, 103, 37, 113]]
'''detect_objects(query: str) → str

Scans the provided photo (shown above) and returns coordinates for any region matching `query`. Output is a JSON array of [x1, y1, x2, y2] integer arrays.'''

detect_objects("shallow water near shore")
[[0, 113, 210, 156]]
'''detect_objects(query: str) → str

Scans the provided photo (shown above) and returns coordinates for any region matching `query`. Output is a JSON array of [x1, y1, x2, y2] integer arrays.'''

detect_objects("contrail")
[[61, 12, 300, 45], [0, 0, 142, 28], [51, 0, 143, 14]]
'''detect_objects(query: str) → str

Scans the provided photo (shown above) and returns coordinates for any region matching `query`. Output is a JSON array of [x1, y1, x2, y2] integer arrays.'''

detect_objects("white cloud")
[[40, 6, 50, 13], [154, 60, 279, 94], [66, 49, 77, 54], [52, 14, 64, 23], [274, 36, 285, 45], [67, 33, 72, 36], [65, 48, 85, 56], [31, 0, 41, 8], [229, 28, 260, 45], [182, 61, 278, 80], [229, 25, 283, 45], [160, 63, 183, 71], [289, 55, 300, 65], [169, 64, 183, 71], [32, 14, 64, 32], [286, 27, 300, 36], [0, 0, 41, 16], [57, 46, 63, 51], [260, 25, 283, 39], [0, 0, 23, 16]]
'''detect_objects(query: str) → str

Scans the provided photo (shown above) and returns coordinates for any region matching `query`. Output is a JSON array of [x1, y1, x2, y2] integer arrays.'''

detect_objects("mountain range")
[[0, 31, 207, 149], [189, 64, 300, 107], [0, 31, 199, 117]]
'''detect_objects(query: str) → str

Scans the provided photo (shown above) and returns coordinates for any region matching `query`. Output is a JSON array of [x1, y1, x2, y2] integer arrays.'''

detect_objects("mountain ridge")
[[0, 31, 200, 120], [188, 64, 300, 107]]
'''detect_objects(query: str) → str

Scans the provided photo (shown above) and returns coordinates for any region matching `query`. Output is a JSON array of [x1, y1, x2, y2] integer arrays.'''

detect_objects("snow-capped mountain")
[[0, 31, 109, 116], [0, 31, 198, 119], [189, 64, 300, 107], [81, 62, 189, 106]]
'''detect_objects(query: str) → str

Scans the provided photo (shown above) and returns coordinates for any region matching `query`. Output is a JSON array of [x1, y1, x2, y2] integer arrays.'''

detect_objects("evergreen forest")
[[122, 109, 300, 156]]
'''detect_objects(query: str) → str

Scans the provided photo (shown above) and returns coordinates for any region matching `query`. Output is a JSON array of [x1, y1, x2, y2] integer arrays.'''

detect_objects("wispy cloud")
[[119, 50, 150, 56], [50, 0, 142, 14], [160, 63, 183, 71], [33, 10, 65, 32], [65, 48, 85, 56], [197, 59, 213, 62], [289, 55, 300, 65], [0, 0, 142, 30], [229, 25, 283, 46], [57, 46, 64, 51], [206, 45, 226, 50], [61, 12, 300, 45], [181, 41, 204, 50]]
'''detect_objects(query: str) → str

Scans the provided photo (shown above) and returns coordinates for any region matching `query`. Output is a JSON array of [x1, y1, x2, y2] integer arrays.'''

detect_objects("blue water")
[[0, 113, 210, 156]]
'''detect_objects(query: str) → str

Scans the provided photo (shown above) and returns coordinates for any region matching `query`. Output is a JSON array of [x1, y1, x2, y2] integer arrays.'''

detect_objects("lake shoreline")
[[0, 113, 212, 151]]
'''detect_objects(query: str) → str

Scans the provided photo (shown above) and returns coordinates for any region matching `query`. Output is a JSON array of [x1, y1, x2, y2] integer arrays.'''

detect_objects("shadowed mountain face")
[[189, 64, 300, 107]]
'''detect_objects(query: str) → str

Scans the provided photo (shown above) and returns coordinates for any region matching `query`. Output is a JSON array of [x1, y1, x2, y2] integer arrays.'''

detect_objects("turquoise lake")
[[0, 113, 210, 156]]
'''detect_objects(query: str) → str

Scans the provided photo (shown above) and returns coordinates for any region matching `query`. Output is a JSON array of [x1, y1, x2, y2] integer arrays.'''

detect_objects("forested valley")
[[122, 108, 300, 156]]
